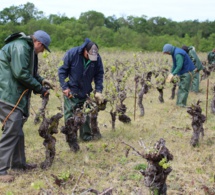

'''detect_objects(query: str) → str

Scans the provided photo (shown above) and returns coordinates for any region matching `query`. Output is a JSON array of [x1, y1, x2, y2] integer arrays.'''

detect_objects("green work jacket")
[[188, 46, 203, 71], [0, 33, 43, 116], [207, 51, 215, 64]]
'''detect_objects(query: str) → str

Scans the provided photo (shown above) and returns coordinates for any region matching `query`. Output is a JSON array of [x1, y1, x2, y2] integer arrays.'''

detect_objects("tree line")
[[0, 2, 214, 52]]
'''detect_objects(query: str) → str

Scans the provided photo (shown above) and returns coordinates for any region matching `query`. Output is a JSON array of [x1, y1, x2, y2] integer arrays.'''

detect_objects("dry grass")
[[0, 51, 215, 195]]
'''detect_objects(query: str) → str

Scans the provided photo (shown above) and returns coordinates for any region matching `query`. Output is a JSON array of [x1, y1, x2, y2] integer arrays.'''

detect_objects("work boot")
[[81, 135, 93, 141], [0, 174, 15, 183], [12, 163, 37, 171], [23, 163, 37, 171], [92, 132, 102, 140]]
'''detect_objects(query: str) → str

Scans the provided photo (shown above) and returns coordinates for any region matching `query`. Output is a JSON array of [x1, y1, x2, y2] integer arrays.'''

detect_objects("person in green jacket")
[[182, 45, 203, 93], [0, 31, 53, 183], [207, 48, 215, 66]]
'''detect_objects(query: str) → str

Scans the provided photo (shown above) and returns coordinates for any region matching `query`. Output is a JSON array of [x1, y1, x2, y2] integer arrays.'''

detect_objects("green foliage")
[[102, 143, 108, 149], [134, 163, 147, 170], [150, 188, 159, 195], [118, 156, 128, 165], [111, 65, 116, 73], [0, 3, 215, 51], [42, 51, 49, 58], [79, 11, 105, 30], [209, 175, 215, 183], [0, 3, 43, 25], [64, 78, 69, 82], [195, 168, 204, 174], [129, 173, 142, 180], [31, 180, 45, 190], [172, 75, 179, 83], [58, 60, 64, 67], [58, 171, 71, 181], [86, 143, 94, 150], [6, 192, 14, 195], [159, 157, 171, 169]]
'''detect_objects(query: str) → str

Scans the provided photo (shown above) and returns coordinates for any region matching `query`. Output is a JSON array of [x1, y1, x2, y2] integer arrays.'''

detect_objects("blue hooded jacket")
[[172, 47, 195, 76], [58, 38, 104, 99]]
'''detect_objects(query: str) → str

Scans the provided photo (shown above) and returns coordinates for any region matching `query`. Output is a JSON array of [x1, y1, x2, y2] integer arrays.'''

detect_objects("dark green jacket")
[[188, 46, 203, 71], [207, 51, 215, 64], [0, 32, 43, 116]]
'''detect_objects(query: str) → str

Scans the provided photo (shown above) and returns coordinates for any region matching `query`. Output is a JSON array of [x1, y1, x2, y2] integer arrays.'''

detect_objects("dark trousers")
[[0, 102, 26, 174]]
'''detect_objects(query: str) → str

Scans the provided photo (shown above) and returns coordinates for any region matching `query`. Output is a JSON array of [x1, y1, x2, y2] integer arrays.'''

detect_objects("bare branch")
[[71, 167, 85, 194], [121, 141, 143, 157]]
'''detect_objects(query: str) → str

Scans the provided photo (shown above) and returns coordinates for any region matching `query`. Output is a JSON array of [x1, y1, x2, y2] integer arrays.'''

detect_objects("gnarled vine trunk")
[[187, 100, 206, 147], [140, 138, 173, 195], [37, 94, 63, 169]]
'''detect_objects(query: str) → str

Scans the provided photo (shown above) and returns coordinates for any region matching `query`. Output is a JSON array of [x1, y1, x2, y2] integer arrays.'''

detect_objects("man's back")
[[208, 50, 215, 64]]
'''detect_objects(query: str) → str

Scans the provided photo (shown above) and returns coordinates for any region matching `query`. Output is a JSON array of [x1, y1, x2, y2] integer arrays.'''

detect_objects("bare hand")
[[63, 89, 71, 97]]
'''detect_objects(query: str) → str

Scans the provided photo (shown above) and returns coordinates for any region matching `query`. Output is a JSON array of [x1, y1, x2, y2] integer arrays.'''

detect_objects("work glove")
[[42, 79, 54, 89], [95, 92, 104, 104], [40, 87, 50, 98], [166, 73, 174, 83]]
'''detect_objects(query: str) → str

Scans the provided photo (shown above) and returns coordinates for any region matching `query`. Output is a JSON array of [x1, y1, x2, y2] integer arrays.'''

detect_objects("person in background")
[[163, 44, 195, 107], [0, 30, 53, 182], [182, 45, 203, 93], [207, 48, 215, 70], [58, 38, 104, 152]]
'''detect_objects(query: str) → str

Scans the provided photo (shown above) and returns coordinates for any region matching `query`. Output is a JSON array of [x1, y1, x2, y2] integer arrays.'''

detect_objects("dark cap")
[[33, 30, 51, 52], [86, 42, 98, 61], [182, 45, 189, 53]]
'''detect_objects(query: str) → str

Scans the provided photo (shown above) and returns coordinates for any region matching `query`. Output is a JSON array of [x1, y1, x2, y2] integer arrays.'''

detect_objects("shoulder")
[[175, 48, 186, 56], [14, 38, 29, 46], [67, 46, 80, 55], [6, 38, 32, 54]]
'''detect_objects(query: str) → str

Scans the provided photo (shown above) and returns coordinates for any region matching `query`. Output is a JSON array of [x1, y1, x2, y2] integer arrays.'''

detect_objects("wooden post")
[[134, 82, 137, 121], [206, 79, 209, 122]]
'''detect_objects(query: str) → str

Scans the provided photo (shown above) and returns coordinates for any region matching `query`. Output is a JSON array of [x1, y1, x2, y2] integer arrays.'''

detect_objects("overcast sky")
[[1, 0, 215, 22]]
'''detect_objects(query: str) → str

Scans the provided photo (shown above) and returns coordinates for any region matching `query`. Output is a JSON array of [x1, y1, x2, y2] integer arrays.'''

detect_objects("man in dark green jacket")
[[0, 30, 52, 182], [207, 48, 215, 67], [182, 45, 203, 93]]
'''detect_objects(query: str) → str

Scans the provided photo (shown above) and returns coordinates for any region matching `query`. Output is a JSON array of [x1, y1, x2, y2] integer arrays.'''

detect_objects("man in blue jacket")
[[58, 38, 104, 152], [163, 44, 195, 107]]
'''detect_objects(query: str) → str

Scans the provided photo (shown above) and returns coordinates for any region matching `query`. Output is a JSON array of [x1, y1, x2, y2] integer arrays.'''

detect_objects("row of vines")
[[30, 50, 215, 194]]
